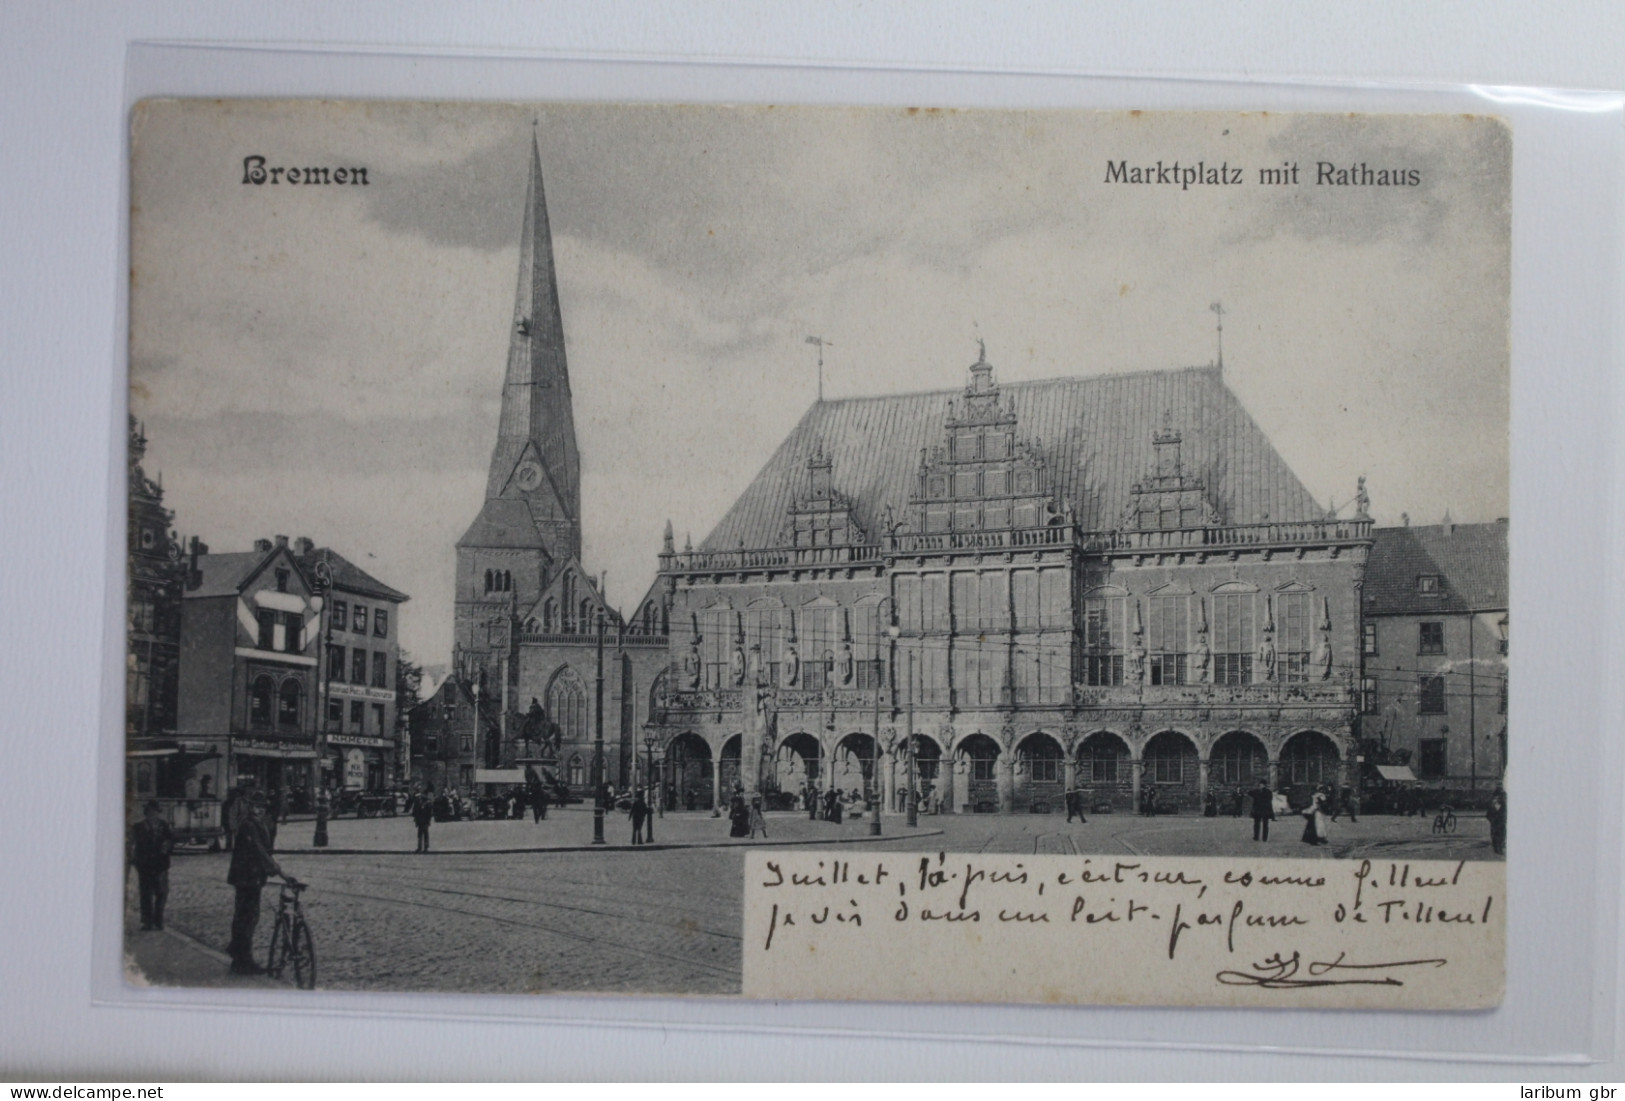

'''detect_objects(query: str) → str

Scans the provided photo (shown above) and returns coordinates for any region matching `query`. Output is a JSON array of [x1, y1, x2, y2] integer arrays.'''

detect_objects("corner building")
[[653, 350, 1372, 814]]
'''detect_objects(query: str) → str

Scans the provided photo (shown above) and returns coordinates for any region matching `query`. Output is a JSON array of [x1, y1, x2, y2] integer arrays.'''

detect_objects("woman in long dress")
[[1301, 786, 1331, 846]]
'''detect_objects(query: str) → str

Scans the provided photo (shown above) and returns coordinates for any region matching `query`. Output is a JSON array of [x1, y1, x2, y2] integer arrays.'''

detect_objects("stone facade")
[[651, 350, 1371, 814]]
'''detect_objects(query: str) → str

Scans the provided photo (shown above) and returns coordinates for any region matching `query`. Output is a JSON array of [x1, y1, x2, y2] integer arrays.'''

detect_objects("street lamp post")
[[592, 608, 606, 845], [311, 559, 333, 848], [906, 648, 918, 829], [644, 731, 658, 842]]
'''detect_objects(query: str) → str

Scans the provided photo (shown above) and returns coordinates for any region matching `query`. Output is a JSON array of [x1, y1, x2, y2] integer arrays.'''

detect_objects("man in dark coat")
[[226, 792, 294, 974], [630, 791, 649, 845], [410, 787, 434, 852], [1249, 781, 1276, 841], [129, 800, 174, 931]]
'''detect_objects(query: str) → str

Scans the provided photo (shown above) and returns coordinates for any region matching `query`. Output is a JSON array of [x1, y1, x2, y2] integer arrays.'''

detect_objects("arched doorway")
[[1076, 731, 1132, 813], [1016, 732, 1064, 812], [895, 734, 942, 814], [665, 731, 713, 811], [1280, 730, 1342, 805], [1142, 730, 1200, 814], [774, 731, 823, 796], [958, 732, 1002, 814], [1209, 730, 1269, 815], [833, 732, 878, 806], [719, 734, 743, 798]]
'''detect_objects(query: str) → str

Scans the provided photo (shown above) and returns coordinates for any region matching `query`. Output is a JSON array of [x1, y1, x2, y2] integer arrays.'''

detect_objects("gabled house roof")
[[700, 364, 1326, 551], [1365, 522, 1508, 615], [296, 547, 410, 604]]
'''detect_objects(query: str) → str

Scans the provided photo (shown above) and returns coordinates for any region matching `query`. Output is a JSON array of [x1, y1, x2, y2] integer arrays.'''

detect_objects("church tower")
[[455, 132, 582, 656]]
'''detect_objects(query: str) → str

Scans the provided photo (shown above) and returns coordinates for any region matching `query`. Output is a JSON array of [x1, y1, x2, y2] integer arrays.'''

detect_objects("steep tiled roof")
[[700, 364, 1325, 550], [297, 548, 410, 604], [183, 551, 266, 599], [1365, 522, 1508, 615]]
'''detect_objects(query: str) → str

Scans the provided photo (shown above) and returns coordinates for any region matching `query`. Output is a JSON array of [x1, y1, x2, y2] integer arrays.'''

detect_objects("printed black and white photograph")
[[124, 101, 1510, 1004]]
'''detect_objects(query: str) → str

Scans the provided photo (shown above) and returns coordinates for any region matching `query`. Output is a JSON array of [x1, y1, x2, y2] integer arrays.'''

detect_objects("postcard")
[[125, 100, 1508, 1006]]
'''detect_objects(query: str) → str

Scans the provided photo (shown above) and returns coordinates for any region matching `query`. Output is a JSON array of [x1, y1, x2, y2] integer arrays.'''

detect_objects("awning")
[[1374, 764, 1417, 782], [126, 748, 179, 758], [475, 769, 526, 785]]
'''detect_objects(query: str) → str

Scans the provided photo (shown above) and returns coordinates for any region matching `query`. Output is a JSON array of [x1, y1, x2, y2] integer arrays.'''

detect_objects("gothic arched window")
[[542, 599, 557, 633], [547, 669, 588, 746], [484, 569, 494, 593]]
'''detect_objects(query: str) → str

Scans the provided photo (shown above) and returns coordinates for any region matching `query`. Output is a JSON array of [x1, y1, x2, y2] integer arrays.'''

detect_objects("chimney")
[[294, 536, 315, 556], [253, 538, 273, 553], [274, 534, 290, 549]]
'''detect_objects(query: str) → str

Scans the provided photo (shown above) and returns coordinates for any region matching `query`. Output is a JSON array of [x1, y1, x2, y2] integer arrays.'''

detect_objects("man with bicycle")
[[226, 790, 301, 975]]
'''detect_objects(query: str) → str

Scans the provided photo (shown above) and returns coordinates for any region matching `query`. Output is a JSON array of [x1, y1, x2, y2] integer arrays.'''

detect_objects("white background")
[[3, 0, 1624, 1082]]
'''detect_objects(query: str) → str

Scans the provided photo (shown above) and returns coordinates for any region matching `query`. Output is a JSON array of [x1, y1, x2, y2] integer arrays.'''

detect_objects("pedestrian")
[[129, 800, 174, 931], [1301, 785, 1331, 846], [827, 788, 844, 824], [1203, 790, 1218, 818], [728, 792, 750, 838], [1486, 785, 1507, 855], [1230, 787, 1245, 817], [410, 787, 434, 852], [808, 783, 820, 821], [749, 794, 768, 839], [533, 782, 549, 822], [226, 792, 297, 975], [1248, 780, 1275, 842], [273, 785, 288, 825], [630, 790, 649, 844], [1144, 786, 1158, 817], [1338, 784, 1358, 824]]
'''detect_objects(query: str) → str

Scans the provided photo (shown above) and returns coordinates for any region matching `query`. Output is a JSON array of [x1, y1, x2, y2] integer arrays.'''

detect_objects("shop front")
[[329, 733, 393, 793], [230, 735, 320, 810]]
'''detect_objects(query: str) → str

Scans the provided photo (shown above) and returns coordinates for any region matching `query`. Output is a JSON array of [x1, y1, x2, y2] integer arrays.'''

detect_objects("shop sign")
[[344, 748, 366, 789]]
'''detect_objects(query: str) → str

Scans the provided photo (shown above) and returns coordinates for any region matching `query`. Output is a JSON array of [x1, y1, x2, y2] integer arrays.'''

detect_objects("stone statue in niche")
[[838, 642, 855, 686], [782, 644, 800, 688], [731, 644, 747, 686], [682, 642, 701, 690], [1257, 630, 1277, 681], [1314, 631, 1333, 679], [1191, 631, 1212, 684], [1129, 638, 1147, 684]]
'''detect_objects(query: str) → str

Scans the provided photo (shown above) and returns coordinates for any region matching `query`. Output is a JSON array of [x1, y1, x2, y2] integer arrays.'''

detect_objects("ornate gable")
[[907, 342, 1063, 536], [1120, 411, 1221, 532], [782, 444, 867, 548]]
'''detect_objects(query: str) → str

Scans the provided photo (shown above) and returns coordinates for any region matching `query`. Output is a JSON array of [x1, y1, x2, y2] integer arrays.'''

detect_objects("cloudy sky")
[[130, 101, 1510, 666]]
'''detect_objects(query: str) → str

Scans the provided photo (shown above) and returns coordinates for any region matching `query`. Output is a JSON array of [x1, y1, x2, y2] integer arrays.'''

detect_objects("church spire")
[[485, 129, 581, 544]]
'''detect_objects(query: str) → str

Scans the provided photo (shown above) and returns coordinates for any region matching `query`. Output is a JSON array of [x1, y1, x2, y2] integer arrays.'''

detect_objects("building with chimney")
[[650, 347, 1376, 815], [1359, 520, 1508, 799], [450, 133, 669, 799]]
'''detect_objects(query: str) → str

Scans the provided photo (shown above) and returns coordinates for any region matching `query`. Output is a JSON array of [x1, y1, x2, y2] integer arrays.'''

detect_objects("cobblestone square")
[[126, 805, 1498, 996]]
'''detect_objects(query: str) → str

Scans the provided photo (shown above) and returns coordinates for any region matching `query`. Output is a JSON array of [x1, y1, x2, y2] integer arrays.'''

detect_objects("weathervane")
[[805, 335, 833, 403]]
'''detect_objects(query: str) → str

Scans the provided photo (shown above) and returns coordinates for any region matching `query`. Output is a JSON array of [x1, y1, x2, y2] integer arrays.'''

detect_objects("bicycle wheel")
[[290, 920, 317, 990], [1444, 812, 1457, 834], [266, 913, 292, 978]]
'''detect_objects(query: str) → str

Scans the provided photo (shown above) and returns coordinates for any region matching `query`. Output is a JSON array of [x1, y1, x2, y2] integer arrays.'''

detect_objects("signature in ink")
[[1216, 951, 1447, 989]]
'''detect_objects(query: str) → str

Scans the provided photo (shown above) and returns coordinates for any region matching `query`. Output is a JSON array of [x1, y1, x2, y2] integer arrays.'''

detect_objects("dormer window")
[[1417, 575, 1440, 595], [275, 568, 289, 593]]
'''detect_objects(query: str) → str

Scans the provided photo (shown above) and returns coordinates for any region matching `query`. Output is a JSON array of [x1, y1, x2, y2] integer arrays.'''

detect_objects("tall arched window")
[[580, 598, 594, 630], [484, 569, 494, 593], [249, 675, 274, 727], [542, 599, 557, 633], [1211, 586, 1258, 685], [277, 679, 302, 728], [1082, 588, 1129, 686], [547, 669, 588, 745], [567, 754, 585, 787]]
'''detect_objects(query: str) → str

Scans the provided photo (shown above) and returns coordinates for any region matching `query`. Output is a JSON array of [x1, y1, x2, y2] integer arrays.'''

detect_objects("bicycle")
[[1431, 804, 1457, 835], [265, 879, 317, 989]]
